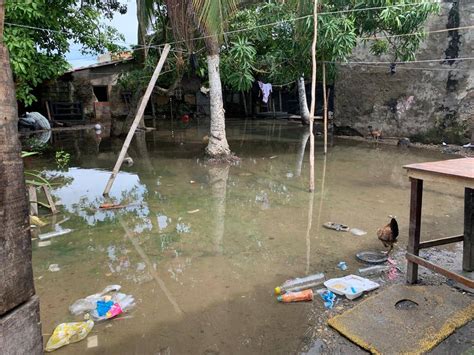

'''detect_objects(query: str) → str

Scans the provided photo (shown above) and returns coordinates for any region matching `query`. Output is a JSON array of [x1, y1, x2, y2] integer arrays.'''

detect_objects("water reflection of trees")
[[208, 164, 230, 255]]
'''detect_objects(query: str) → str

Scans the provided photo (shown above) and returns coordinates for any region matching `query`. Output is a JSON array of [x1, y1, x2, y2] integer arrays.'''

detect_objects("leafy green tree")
[[222, 0, 439, 123], [4, 0, 126, 105]]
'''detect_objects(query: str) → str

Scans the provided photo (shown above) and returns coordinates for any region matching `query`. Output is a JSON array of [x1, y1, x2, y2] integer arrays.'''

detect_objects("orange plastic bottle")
[[277, 289, 313, 303]]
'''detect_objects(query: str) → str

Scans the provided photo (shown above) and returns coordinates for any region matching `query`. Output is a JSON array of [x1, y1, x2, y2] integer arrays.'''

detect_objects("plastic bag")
[[45, 320, 94, 352], [69, 285, 135, 321], [70, 285, 121, 315]]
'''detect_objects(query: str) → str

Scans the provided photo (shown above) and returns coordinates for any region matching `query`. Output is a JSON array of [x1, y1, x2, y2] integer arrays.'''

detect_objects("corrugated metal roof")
[[66, 57, 134, 73]]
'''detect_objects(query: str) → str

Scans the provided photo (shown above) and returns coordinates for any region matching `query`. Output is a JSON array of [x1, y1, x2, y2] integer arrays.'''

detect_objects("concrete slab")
[[328, 285, 474, 354]]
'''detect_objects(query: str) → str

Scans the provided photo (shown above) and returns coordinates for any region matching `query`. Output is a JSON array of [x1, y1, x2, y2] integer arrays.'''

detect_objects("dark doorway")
[[93, 86, 109, 102]]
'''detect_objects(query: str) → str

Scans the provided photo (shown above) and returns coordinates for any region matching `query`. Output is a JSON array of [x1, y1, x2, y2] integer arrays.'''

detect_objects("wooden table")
[[403, 158, 474, 288]]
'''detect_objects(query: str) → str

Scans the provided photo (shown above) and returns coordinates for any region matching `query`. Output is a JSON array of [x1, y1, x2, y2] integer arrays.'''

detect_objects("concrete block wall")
[[334, 0, 473, 141]]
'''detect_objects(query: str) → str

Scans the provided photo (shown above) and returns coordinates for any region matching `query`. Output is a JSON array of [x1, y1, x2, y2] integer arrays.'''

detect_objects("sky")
[[65, 0, 138, 69]]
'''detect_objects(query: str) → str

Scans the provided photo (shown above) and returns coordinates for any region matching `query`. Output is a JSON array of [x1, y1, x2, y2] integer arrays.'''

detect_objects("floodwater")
[[24, 120, 465, 354]]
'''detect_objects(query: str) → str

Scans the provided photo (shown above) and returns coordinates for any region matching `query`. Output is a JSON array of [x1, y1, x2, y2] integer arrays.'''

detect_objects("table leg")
[[407, 178, 423, 284], [463, 188, 474, 272]]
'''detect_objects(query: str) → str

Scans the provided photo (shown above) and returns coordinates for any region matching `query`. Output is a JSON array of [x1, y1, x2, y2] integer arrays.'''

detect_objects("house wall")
[[334, 0, 473, 142]]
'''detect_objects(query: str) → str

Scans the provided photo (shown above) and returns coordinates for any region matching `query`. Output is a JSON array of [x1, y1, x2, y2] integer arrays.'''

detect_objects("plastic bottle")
[[358, 265, 390, 277], [277, 289, 313, 303], [274, 273, 325, 295]]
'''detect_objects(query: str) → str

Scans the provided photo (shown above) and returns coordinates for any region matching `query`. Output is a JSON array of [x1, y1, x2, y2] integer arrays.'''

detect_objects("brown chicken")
[[368, 125, 383, 140], [377, 216, 399, 255]]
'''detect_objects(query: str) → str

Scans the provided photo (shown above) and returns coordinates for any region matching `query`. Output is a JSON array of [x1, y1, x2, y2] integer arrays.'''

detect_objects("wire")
[[358, 25, 474, 41], [324, 56, 474, 64], [345, 64, 471, 72], [6, 1, 441, 51]]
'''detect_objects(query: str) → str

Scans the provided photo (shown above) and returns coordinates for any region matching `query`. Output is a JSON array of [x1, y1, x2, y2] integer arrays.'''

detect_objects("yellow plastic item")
[[30, 215, 47, 227], [274, 287, 282, 295], [45, 320, 94, 352]]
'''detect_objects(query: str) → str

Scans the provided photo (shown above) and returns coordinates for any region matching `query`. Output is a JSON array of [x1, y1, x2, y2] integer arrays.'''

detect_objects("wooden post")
[[279, 89, 282, 112], [242, 91, 248, 117], [308, 0, 319, 192], [407, 178, 423, 284], [28, 186, 38, 216], [322, 62, 328, 154], [45, 100, 53, 122], [463, 188, 473, 271], [103, 44, 170, 196], [42, 185, 57, 214]]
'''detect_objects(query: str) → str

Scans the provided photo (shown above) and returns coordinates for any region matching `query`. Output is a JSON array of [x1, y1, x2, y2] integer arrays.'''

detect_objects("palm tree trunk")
[[0, 2, 42, 351], [297, 77, 310, 125], [206, 52, 230, 157]]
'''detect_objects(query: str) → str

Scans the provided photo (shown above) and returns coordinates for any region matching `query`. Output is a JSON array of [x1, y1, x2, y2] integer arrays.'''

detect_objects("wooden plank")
[[406, 253, 474, 289], [42, 185, 57, 214], [407, 178, 423, 284], [0, 296, 43, 354], [419, 235, 464, 249], [403, 158, 474, 180], [464, 188, 474, 271], [28, 186, 38, 216], [103, 44, 170, 196], [405, 169, 474, 189]]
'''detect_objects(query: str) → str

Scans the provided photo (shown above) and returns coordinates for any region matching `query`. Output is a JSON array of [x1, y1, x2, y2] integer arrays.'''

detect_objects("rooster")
[[377, 216, 399, 255]]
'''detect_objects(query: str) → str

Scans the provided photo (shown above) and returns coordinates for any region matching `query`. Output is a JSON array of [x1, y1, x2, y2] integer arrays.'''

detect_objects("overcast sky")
[[66, 0, 138, 68]]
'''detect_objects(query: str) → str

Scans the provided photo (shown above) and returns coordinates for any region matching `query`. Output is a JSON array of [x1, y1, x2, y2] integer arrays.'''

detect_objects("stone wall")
[[335, 0, 473, 143]]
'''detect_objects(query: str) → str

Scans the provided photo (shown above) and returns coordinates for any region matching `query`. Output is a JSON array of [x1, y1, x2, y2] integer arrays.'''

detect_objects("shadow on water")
[[25, 120, 465, 353]]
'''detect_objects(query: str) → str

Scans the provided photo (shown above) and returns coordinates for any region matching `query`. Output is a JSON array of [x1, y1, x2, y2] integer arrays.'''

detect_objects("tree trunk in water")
[[297, 77, 310, 125], [0, 11, 43, 350], [206, 54, 230, 157], [119, 90, 145, 136], [308, 0, 319, 192], [295, 128, 310, 177], [323, 62, 328, 154]]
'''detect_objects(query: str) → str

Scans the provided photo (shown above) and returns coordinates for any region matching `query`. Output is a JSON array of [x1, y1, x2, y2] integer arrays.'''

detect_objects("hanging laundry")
[[258, 81, 273, 104]]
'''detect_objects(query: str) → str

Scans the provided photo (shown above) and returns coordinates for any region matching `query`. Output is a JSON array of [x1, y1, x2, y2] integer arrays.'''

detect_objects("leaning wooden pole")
[[103, 44, 171, 196], [308, 0, 319, 192], [322, 61, 328, 154]]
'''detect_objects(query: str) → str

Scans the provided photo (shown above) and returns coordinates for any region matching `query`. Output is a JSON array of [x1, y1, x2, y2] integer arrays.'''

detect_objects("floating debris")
[[39, 228, 73, 241], [48, 264, 60, 272], [38, 241, 51, 247], [187, 209, 200, 214]]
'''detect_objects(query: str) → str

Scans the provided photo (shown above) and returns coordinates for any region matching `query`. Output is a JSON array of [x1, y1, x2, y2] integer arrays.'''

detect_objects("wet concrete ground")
[[24, 119, 472, 353]]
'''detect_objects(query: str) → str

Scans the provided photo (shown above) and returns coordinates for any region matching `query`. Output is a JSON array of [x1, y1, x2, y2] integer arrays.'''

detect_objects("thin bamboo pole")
[[103, 44, 171, 196], [308, 0, 319, 192], [323, 62, 328, 154]]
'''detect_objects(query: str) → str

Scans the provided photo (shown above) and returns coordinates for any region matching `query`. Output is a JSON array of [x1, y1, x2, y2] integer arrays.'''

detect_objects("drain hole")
[[395, 299, 419, 310]]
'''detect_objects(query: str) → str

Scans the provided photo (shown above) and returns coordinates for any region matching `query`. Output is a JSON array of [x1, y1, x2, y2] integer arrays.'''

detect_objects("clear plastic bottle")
[[358, 265, 390, 277], [274, 273, 325, 295]]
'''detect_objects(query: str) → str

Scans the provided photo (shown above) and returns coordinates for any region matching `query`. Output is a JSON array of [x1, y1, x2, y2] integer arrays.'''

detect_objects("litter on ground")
[[323, 222, 349, 232], [324, 275, 380, 300], [45, 320, 94, 352]]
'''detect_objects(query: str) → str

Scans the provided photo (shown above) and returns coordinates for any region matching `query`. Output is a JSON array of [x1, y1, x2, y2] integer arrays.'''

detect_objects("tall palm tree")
[[146, 0, 239, 157], [192, 0, 239, 157]]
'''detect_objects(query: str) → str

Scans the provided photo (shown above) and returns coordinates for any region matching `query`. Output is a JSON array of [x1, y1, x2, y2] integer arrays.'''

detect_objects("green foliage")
[[355, 0, 440, 61], [55, 150, 71, 170], [4, 0, 126, 106], [223, 0, 439, 87], [221, 37, 256, 91]]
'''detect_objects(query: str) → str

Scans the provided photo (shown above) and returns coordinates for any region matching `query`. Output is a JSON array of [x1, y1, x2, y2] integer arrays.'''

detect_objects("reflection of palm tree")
[[295, 128, 310, 177], [133, 131, 154, 172], [208, 164, 230, 255]]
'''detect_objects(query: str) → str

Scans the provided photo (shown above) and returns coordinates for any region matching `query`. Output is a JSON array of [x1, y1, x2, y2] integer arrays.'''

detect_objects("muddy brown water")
[[25, 120, 465, 354]]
